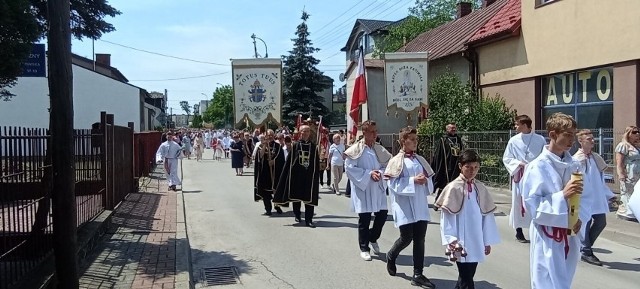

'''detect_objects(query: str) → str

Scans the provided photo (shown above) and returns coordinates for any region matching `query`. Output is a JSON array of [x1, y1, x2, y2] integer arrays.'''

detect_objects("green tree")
[[0, 0, 40, 100], [203, 85, 234, 128], [180, 101, 191, 116], [0, 0, 120, 100], [190, 115, 203, 128], [281, 11, 331, 128], [375, 0, 479, 56], [418, 72, 515, 135]]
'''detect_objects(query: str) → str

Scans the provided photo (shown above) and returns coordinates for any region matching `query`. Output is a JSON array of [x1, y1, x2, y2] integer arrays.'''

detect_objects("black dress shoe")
[[306, 222, 316, 228], [411, 274, 436, 289], [386, 255, 397, 276], [516, 234, 530, 243], [582, 254, 603, 266], [264, 211, 272, 216], [294, 217, 301, 223], [275, 207, 283, 214]]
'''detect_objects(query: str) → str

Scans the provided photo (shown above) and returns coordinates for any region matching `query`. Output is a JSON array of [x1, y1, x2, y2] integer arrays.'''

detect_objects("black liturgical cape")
[[432, 134, 464, 191], [274, 140, 320, 206], [254, 141, 285, 202]]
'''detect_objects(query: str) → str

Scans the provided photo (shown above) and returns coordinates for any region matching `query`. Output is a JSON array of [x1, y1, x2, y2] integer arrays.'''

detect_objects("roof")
[[401, 0, 508, 60], [341, 18, 401, 51], [345, 59, 384, 77], [467, 0, 521, 45], [71, 53, 129, 82]]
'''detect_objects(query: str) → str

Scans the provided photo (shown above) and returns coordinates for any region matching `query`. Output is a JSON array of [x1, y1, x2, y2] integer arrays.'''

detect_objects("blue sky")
[[70, 0, 414, 113]]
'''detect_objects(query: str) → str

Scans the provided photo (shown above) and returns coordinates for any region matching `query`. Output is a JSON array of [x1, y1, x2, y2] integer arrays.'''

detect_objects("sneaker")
[[360, 251, 372, 261], [411, 274, 436, 289], [335, 190, 341, 196], [581, 254, 603, 266], [370, 242, 381, 255]]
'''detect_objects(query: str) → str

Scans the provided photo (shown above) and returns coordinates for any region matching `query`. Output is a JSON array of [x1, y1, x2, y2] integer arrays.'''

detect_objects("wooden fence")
[[0, 111, 153, 289]]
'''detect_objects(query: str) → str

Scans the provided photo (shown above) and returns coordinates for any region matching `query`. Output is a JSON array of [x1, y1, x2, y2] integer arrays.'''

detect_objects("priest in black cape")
[[254, 129, 286, 215], [432, 123, 464, 203], [274, 125, 320, 228]]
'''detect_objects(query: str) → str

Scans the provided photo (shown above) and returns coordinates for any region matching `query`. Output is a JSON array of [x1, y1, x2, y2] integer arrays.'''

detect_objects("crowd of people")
[[154, 113, 640, 289]]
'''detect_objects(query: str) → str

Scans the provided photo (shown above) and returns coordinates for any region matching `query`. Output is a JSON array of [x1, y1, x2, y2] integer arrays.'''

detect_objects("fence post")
[[106, 114, 115, 210], [128, 122, 136, 194], [100, 112, 107, 208], [598, 127, 604, 154]]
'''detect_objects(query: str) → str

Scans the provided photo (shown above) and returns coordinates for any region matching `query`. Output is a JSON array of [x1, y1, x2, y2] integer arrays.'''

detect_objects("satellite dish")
[[339, 73, 345, 82]]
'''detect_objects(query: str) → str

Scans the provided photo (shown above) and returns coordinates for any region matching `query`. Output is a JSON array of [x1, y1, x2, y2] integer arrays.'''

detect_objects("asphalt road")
[[181, 150, 640, 289]]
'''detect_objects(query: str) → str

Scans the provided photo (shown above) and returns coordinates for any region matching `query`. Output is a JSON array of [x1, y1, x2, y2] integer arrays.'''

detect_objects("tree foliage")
[[180, 101, 191, 116], [202, 85, 234, 129], [418, 72, 516, 135], [375, 0, 479, 56], [281, 11, 331, 128], [190, 115, 203, 128], [0, 0, 120, 100]]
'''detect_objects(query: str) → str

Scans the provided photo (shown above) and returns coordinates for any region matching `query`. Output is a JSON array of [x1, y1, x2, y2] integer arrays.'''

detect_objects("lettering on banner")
[[543, 68, 613, 106], [385, 61, 428, 111], [232, 60, 282, 126]]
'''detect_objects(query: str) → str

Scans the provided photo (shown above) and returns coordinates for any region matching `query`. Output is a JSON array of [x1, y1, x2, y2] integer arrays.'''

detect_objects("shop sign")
[[543, 68, 613, 106]]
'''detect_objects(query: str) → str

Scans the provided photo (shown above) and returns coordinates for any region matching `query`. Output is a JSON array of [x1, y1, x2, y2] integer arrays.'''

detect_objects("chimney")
[[483, 0, 497, 7], [95, 53, 111, 66], [457, 2, 473, 19]]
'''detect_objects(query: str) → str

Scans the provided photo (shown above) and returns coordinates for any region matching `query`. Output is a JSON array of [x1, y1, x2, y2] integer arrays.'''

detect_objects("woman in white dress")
[[615, 125, 640, 220], [193, 132, 204, 161]]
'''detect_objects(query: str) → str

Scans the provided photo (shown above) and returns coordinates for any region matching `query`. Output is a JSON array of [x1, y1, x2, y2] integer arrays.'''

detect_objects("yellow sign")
[[543, 68, 613, 107]]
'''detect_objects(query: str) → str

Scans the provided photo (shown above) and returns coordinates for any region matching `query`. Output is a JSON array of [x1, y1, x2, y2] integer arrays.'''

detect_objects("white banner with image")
[[384, 52, 429, 112], [231, 58, 282, 127]]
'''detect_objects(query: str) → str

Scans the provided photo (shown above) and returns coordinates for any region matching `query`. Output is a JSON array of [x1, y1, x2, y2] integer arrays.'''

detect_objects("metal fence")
[[379, 128, 619, 189], [0, 111, 146, 289], [133, 131, 163, 178]]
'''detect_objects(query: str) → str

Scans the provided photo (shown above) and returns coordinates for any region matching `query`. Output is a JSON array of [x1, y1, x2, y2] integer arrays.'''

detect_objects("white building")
[[0, 53, 160, 132]]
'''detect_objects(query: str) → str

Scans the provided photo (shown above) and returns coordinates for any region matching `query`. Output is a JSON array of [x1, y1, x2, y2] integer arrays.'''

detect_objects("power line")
[[312, 0, 367, 34], [99, 39, 231, 66], [130, 72, 230, 82], [314, 1, 389, 45]]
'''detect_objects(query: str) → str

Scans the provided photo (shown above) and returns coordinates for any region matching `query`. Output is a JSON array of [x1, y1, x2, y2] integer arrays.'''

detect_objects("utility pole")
[[47, 0, 79, 288]]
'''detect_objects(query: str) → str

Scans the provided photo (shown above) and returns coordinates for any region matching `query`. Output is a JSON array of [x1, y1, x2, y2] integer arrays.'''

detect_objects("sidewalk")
[[488, 186, 640, 249], [79, 167, 190, 289]]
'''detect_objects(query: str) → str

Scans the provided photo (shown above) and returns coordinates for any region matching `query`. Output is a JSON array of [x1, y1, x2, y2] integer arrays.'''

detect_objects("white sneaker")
[[370, 243, 380, 255], [360, 251, 372, 261]]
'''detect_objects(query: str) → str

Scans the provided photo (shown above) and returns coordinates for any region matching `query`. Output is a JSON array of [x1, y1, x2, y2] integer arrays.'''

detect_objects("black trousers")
[[358, 210, 388, 252], [319, 168, 331, 186], [345, 179, 351, 195], [262, 193, 273, 213], [387, 221, 428, 275], [455, 262, 478, 289], [292, 201, 314, 222]]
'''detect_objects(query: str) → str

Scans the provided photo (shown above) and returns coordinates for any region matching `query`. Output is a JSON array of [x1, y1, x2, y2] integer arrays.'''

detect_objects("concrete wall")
[[613, 61, 640, 137], [429, 54, 470, 83], [479, 0, 640, 85], [2, 65, 142, 130], [481, 78, 539, 128]]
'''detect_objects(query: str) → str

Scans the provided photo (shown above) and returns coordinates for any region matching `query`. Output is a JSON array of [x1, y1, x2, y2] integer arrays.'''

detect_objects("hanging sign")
[[231, 58, 282, 127], [384, 52, 429, 112]]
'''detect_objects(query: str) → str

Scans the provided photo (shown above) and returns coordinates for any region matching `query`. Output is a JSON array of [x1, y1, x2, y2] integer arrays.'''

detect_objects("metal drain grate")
[[200, 266, 239, 286]]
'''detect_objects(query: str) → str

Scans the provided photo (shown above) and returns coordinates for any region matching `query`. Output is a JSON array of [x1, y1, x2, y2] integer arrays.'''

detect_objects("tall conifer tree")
[[281, 11, 330, 128]]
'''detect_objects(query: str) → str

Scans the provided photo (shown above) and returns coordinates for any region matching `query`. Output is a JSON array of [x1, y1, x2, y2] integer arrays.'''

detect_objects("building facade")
[[472, 0, 640, 132]]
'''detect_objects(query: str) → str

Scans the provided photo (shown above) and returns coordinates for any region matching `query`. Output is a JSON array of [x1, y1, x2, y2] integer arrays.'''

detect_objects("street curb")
[[488, 186, 640, 249], [176, 188, 194, 289]]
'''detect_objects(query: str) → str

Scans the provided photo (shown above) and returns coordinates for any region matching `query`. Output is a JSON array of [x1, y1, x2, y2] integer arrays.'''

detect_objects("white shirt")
[[345, 146, 388, 213], [387, 157, 433, 227], [440, 185, 500, 263], [328, 143, 345, 166]]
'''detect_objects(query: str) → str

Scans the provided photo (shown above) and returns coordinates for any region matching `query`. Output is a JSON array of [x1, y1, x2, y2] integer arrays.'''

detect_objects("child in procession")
[[435, 149, 500, 289]]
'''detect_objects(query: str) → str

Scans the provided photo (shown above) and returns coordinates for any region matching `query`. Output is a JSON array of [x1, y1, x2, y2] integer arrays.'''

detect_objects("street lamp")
[[251, 34, 268, 58]]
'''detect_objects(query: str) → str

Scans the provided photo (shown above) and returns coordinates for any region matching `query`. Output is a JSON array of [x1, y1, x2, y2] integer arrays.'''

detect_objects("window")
[[540, 67, 613, 129]]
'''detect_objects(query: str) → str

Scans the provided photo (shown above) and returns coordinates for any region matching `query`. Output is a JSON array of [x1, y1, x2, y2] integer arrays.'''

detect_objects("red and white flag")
[[347, 47, 367, 138]]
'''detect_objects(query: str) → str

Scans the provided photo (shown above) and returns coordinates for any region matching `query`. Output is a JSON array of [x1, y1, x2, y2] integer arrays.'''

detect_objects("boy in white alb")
[[502, 115, 546, 242], [521, 112, 583, 289], [436, 149, 500, 289]]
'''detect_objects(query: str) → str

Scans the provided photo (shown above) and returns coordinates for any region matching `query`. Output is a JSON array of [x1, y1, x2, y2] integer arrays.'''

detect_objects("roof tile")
[[468, 0, 521, 44]]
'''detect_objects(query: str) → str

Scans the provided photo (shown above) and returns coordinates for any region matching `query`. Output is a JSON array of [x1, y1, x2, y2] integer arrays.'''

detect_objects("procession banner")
[[383, 52, 429, 113], [231, 58, 282, 127]]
